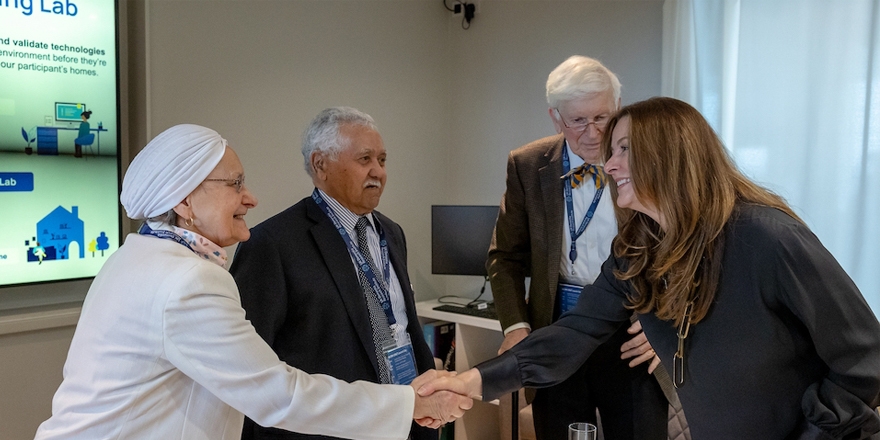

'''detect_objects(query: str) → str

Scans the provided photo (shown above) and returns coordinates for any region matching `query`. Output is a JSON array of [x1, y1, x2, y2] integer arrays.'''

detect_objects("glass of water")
[[568, 422, 597, 440]]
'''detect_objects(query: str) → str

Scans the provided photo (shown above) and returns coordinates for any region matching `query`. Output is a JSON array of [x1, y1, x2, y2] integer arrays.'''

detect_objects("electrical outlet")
[[452, 1, 479, 15], [463, 2, 476, 24]]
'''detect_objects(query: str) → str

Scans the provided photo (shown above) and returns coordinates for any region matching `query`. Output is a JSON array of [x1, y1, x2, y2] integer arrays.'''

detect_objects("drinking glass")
[[568, 422, 597, 440]]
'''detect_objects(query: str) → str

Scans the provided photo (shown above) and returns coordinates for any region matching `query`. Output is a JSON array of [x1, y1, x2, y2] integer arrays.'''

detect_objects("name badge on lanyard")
[[561, 147, 604, 275], [383, 334, 418, 385], [557, 282, 584, 315], [312, 190, 418, 384]]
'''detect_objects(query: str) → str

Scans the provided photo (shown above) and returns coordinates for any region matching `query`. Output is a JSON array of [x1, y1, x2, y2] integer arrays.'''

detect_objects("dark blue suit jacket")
[[231, 196, 435, 440]]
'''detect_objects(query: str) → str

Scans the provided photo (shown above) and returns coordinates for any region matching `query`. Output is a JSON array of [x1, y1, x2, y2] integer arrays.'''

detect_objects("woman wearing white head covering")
[[35, 125, 470, 440]]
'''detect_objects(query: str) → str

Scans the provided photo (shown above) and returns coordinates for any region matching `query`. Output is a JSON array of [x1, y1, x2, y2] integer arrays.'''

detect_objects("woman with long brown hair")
[[423, 97, 880, 439]]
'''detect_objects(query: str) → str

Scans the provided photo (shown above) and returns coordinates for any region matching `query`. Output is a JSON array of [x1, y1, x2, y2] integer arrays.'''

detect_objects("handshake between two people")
[[410, 321, 660, 429], [410, 368, 484, 429]]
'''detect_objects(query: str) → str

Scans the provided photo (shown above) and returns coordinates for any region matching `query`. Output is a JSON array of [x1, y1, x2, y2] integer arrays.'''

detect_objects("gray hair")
[[302, 106, 378, 177], [546, 56, 622, 109], [147, 209, 179, 228]]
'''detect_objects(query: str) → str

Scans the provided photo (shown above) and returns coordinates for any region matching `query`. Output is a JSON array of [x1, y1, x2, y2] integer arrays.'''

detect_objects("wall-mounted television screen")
[[0, 0, 120, 287], [431, 205, 499, 276]]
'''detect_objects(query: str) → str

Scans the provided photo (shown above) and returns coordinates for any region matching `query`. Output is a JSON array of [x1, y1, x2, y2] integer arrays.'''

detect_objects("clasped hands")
[[412, 321, 658, 428], [410, 369, 483, 428]]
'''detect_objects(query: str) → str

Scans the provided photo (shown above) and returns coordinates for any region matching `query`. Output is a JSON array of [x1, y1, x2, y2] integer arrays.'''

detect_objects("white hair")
[[301, 106, 378, 177], [546, 56, 621, 109]]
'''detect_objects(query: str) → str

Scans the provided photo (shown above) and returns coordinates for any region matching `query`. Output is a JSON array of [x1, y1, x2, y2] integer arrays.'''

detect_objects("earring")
[[185, 217, 194, 227]]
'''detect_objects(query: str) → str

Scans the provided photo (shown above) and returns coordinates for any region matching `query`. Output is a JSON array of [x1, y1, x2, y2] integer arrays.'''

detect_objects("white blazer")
[[35, 234, 414, 440]]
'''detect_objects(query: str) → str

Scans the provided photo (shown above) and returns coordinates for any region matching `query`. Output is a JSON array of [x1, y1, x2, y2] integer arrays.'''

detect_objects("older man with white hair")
[[231, 107, 439, 440], [487, 56, 669, 439]]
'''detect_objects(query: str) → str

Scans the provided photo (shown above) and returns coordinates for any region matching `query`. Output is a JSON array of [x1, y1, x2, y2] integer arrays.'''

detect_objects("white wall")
[[0, 1, 663, 438], [0, 321, 77, 440]]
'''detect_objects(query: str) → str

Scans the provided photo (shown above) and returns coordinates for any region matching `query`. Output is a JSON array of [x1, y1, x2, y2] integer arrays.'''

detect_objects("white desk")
[[417, 300, 505, 440]]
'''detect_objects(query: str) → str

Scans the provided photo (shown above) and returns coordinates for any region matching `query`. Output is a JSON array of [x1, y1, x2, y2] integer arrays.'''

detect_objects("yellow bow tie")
[[567, 164, 606, 189]]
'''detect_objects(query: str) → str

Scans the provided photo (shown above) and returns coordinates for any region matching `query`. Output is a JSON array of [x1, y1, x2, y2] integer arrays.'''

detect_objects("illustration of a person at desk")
[[74, 110, 92, 158]]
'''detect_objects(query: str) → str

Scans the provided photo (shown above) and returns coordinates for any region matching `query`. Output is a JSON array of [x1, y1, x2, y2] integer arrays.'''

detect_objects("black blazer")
[[231, 196, 435, 440]]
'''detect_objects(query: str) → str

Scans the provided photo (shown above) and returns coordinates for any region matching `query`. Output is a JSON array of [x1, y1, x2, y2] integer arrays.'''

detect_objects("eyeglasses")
[[555, 109, 611, 133], [204, 176, 245, 193]]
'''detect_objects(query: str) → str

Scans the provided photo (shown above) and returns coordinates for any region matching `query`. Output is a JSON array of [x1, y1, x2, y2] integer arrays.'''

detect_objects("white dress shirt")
[[317, 189, 409, 342], [559, 142, 617, 287]]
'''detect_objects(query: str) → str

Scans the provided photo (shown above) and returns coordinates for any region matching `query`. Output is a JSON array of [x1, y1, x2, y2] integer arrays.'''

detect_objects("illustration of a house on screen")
[[30, 206, 86, 261]]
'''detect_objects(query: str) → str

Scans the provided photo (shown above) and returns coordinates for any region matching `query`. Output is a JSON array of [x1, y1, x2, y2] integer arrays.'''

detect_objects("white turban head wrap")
[[121, 124, 227, 220]]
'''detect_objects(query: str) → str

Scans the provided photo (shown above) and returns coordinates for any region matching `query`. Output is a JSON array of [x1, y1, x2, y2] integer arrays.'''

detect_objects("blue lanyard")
[[138, 223, 194, 252], [562, 147, 604, 265], [312, 189, 395, 325]]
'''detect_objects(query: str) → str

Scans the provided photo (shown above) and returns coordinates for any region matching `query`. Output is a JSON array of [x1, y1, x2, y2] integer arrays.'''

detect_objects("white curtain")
[[662, 0, 880, 315]]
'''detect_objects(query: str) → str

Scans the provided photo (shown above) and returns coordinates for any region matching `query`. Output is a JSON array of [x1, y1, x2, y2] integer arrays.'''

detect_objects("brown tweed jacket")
[[487, 134, 569, 331]]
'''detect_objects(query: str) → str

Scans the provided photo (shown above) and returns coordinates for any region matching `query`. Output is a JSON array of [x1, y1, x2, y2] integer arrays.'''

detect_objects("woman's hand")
[[620, 320, 661, 373]]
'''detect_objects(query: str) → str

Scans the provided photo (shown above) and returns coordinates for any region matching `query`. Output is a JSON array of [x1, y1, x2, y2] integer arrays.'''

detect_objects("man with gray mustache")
[[231, 107, 438, 440]]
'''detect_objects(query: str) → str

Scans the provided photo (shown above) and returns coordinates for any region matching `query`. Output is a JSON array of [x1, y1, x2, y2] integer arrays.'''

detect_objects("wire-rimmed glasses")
[[555, 108, 611, 134], [204, 176, 245, 193]]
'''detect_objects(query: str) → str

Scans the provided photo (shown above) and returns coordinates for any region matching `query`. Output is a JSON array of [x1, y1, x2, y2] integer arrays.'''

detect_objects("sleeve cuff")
[[475, 351, 522, 402], [503, 322, 531, 336]]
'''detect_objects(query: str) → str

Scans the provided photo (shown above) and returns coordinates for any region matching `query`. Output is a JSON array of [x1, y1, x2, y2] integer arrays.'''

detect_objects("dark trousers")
[[531, 323, 668, 440]]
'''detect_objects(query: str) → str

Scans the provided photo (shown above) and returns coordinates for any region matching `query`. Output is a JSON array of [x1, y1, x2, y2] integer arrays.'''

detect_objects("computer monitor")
[[431, 205, 499, 276], [55, 102, 87, 123]]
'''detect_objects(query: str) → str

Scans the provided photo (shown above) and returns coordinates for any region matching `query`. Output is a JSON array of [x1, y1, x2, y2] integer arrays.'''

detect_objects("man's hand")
[[620, 320, 661, 373], [413, 367, 483, 426], [411, 370, 474, 428], [416, 368, 483, 399], [498, 328, 530, 355]]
